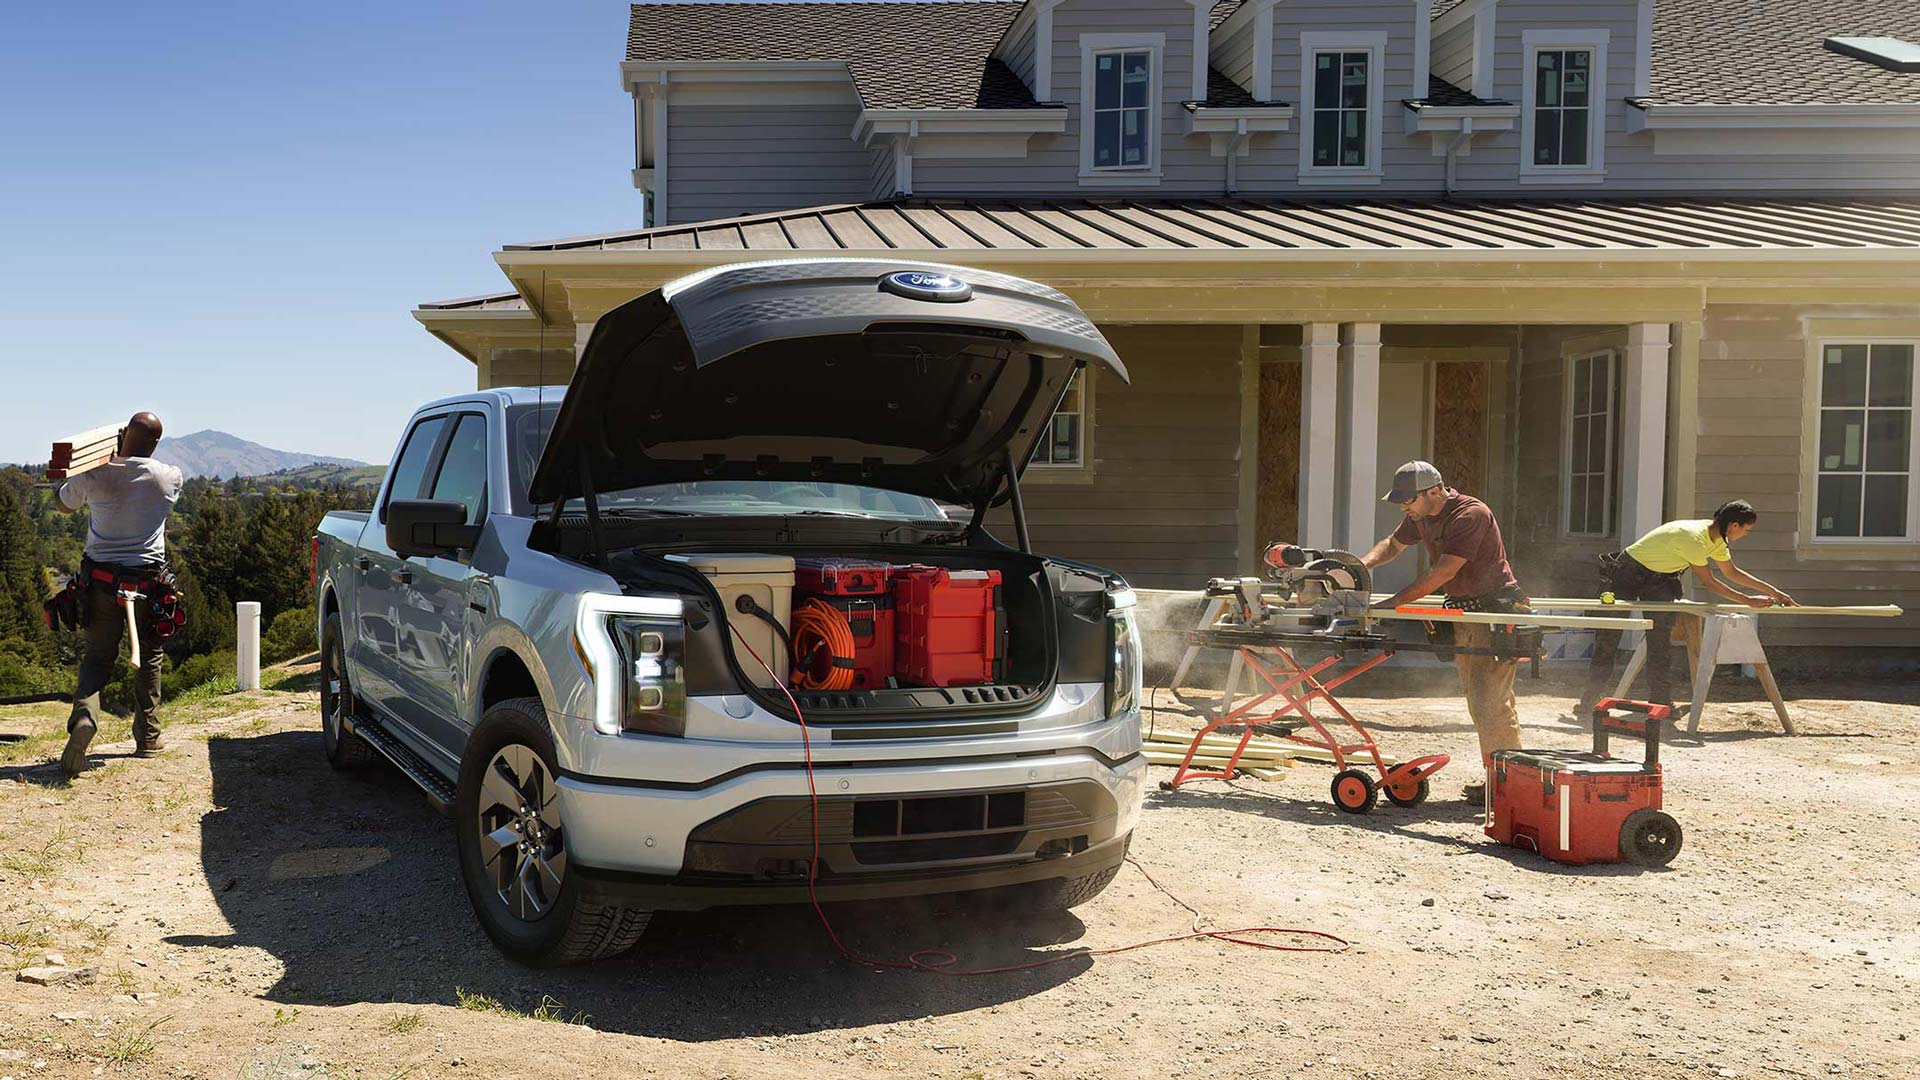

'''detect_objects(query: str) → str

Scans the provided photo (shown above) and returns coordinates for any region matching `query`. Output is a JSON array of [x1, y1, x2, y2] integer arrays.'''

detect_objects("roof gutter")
[[852, 107, 1068, 144], [1628, 101, 1920, 132]]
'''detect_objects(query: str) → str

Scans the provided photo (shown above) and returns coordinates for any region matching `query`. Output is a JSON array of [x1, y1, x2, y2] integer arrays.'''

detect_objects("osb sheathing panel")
[[1434, 362, 1488, 502], [1258, 358, 1301, 548]]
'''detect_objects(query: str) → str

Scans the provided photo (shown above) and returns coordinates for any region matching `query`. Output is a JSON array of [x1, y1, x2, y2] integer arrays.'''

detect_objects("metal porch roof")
[[503, 197, 1920, 254]]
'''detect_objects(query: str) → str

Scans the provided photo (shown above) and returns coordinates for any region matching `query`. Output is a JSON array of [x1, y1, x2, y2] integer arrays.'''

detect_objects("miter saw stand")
[[1158, 544, 1539, 813]]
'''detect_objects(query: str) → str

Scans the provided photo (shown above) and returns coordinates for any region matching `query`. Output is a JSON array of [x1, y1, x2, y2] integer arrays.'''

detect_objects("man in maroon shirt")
[[1360, 461, 1527, 798]]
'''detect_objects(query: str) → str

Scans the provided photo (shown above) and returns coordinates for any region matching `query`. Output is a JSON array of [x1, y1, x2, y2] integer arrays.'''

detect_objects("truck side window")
[[430, 413, 490, 525], [382, 415, 449, 522]]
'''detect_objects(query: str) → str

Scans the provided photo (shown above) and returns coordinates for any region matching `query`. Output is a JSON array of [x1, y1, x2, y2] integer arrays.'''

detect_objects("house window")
[[1520, 30, 1608, 180], [1532, 49, 1593, 167], [1311, 51, 1371, 168], [1563, 350, 1616, 537], [1815, 342, 1916, 539], [1092, 50, 1152, 169], [1030, 371, 1085, 468], [1298, 33, 1385, 183]]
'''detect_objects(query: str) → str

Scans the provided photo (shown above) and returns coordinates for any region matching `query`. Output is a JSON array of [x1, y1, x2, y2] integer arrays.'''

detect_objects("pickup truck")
[[314, 259, 1146, 966]]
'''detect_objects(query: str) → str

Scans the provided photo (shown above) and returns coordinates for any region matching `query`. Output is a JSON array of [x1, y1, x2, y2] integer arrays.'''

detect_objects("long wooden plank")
[[50, 425, 119, 454], [1377, 594, 1902, 617], [1381, 607, 1654, 630]]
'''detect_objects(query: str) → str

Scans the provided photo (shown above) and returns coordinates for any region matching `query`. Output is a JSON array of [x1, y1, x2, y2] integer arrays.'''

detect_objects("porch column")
[[1299, 323, 1339, 548], [1620, 322, 1671, 544], [1339, 322, 1382, 551]]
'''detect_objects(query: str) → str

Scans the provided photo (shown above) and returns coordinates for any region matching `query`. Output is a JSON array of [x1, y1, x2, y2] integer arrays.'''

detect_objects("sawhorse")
[[1608, 610, 1794, 735]]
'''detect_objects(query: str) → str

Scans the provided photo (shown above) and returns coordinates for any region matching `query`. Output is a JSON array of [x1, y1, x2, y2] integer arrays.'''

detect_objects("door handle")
[[391, 568, 413, 586], [354, 557, 371, 571]]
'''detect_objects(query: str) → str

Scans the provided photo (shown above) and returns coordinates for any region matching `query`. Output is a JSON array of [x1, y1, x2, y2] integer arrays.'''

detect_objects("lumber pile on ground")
[[45, 425, 120, 481]]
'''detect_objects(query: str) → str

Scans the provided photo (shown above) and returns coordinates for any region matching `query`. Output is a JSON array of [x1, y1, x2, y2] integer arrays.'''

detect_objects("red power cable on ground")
[[728, 626, 1351, 974]]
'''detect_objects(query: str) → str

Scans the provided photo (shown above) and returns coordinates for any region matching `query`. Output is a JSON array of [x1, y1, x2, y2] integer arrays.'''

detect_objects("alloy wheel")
[[476, 744, 567, 921]]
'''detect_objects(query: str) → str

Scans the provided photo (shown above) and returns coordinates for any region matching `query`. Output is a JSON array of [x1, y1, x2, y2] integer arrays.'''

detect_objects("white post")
[[1340, 322, 1383, 552], [236, 601, 261, 691], [1299, 323, 1340, 548], [1620, 322, 1671, 545]]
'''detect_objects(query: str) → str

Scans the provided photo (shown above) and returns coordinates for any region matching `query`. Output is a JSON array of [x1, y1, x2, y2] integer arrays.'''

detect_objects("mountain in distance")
[[152, 430, 369, 480]]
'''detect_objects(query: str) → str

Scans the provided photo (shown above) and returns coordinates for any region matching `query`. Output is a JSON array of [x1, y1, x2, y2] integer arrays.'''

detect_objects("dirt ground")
[[1, 657, 1915, 1080]]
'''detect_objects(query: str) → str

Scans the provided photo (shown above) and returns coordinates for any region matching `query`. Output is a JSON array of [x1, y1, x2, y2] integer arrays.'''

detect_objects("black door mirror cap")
[[387, 499, 482, 559]]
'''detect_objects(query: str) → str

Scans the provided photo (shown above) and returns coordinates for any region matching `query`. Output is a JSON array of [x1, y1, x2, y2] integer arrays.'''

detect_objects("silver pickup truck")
[[313, 259, 1145, 966]]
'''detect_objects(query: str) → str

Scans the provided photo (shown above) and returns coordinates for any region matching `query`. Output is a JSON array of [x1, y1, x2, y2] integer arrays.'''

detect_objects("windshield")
[[507, 402, 958, 522]]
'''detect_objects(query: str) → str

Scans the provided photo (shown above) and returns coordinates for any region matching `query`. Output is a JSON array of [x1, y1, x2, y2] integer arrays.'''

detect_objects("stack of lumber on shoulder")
[[46, 425, 120, 481]]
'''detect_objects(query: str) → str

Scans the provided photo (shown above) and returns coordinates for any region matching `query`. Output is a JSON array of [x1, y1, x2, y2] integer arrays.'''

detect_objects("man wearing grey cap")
[[1360, 461, 1526, 797]]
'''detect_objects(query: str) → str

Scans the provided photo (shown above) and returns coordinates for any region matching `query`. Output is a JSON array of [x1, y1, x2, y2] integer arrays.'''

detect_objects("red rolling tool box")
[[893, 565, 1005, 686], [1486, 699, 1683, 867], [794, 560, 896, 690]]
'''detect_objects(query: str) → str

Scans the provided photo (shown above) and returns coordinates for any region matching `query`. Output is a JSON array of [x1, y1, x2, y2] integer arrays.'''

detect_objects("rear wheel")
[[456, 697, 651, 966], [1619, 808, 1683, 867], [319, 614, 374, 770], [1384, 776, 1431, 808]]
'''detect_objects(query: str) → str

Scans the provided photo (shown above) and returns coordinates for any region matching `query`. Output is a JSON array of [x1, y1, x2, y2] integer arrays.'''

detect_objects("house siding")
[[664, 101, 876, 224], [1690, 303, 1920, 652], [1005, 12, 1040, 92], [1431, 15, 1473, 89], [986, 324, 1248, 589], [1210, 6, 1258, 90]]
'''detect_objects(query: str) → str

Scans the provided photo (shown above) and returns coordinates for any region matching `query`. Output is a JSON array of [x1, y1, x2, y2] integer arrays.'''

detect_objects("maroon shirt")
[[1392, 489, 1518, 600]]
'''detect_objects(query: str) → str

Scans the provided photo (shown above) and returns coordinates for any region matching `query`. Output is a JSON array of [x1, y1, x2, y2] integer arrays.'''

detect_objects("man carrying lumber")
[[1575, 499, 1797, 716], [1360, 461, 1526, 798], [50, 412, 184, 776]]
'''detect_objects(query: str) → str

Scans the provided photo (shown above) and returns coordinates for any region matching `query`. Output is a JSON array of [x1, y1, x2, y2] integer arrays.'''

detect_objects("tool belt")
[[1427, 583, 1539, 665], [75, 558, 186, 641], [1443, 582, 1529, 614], [1596, 551, 1683, 603]]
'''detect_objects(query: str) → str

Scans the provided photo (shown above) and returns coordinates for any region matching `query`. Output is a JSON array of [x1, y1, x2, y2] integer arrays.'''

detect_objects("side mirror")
[[387, 499, 482, 559]]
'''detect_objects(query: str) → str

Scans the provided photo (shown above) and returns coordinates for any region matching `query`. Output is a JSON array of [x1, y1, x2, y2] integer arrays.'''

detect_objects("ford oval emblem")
[[879, 269, 973, 303]]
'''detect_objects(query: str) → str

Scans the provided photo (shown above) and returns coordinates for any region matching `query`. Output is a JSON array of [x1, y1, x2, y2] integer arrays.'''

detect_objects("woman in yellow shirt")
[[1577, 500, 1796, 713]]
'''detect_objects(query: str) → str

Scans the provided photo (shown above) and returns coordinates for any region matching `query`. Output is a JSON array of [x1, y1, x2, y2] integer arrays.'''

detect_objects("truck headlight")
[[575, 594, 686, 737], [1106, 587, 1141, 718]]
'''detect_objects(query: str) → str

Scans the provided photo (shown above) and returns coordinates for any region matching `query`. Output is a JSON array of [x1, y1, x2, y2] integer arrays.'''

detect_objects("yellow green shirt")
[[1625, 519, 1731, 575]]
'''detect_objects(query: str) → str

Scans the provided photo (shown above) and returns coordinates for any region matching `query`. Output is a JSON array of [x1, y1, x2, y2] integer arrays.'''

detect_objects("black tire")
[[455, 697, 652, 966], [1384, 777, 1431, 808], [1331, 769, 1378, 814], [1619, 808, 1683, 867], [320, 613, 375, 770]]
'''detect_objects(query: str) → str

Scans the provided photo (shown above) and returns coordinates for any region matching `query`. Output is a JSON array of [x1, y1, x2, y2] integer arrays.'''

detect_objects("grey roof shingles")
[[626, 0, 1045, 109], [1647, 0, 1920, 105], [1410, 74, 1508, 108]]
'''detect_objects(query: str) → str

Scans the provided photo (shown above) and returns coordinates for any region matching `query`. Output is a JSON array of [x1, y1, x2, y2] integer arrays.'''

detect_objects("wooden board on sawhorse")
[[1608, 611, 1792, 735]]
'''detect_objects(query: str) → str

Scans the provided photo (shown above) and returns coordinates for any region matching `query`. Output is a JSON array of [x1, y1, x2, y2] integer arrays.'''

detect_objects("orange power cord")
[[727, 624, 1351, 974], [790, 599, 858, 691]]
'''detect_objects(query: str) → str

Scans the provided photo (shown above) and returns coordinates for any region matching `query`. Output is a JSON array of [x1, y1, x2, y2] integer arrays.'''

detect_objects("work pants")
[[1579, 555, 1683, 710], [1453, 622, 1522, 765], [69, 584, 163, 747]]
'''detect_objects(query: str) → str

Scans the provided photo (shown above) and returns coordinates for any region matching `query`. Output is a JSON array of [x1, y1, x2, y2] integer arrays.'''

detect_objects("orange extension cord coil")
[[790, 598, 858, 691]]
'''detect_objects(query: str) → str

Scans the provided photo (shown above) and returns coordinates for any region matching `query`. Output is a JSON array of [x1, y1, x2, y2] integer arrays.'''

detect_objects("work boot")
[[135, 736, 166, 759], [60, 717, 97, 776], [1460, 780, 1487, 804]]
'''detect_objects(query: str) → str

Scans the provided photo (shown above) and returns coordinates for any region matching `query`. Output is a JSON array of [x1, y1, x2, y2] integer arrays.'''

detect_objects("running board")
[[345, 712, 458, 817]]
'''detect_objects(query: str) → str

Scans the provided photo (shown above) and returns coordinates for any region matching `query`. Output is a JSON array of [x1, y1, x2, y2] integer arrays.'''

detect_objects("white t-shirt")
[[57, 457, 185, 566]]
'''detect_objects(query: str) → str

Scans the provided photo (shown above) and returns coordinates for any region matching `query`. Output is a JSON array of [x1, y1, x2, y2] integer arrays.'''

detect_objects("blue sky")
[[0, 1, 651, 465]]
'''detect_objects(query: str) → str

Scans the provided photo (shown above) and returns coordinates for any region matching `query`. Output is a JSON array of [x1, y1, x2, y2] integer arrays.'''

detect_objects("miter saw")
[[1201, 542, 1375, 629]]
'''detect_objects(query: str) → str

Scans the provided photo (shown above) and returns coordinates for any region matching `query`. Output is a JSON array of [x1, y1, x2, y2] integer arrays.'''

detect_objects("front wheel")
[[1619, 808, 1683, 867], [455, 697, 652, 966]]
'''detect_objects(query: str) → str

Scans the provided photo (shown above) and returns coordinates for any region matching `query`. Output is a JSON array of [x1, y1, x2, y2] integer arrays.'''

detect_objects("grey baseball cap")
[[1383, 460, 1444, 503]]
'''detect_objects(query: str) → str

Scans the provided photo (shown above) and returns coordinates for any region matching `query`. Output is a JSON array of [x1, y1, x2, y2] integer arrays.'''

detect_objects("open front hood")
[[527, 259, 1127, 507]]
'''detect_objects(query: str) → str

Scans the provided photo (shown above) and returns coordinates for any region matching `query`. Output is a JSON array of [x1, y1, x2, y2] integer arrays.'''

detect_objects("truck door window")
[[429, 413, 490, 524], [381, 415, 450, 522]]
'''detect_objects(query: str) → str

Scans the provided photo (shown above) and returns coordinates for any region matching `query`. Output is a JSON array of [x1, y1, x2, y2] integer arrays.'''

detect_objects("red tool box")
[[1486, 699, 1683, 867], [893, 565, 1005, 686], [794, 560, 896, 689]]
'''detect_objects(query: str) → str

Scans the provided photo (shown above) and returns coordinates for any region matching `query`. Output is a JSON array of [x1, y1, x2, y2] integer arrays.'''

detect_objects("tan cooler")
[[667, 553, 795, 688]]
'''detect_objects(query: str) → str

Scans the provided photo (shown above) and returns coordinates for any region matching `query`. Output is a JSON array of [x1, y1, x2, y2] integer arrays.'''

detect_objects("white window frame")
[[1298, 32, 1386, 186], [1809, 338, 1920, 544], [1520, 29, 1608, 184], [1561, 349, 1617, 539], [1027, 369, 1093, 475], [1078, 33, 1165, 186]]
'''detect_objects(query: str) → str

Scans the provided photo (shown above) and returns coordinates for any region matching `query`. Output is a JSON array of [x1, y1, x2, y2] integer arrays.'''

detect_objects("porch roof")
[[501, 196, 1920, 255]]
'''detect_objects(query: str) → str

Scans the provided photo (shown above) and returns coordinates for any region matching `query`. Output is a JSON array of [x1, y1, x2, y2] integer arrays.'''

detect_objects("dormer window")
[[1521, 29, 1608, 183], [1093, 50, 1152, 167], [1078, 32, 1163, 185], [1297, 32, 1384, 185]]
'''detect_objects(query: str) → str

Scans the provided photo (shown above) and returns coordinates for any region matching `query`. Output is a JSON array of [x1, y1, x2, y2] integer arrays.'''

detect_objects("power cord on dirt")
[[727, 625, 1351, 974]]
